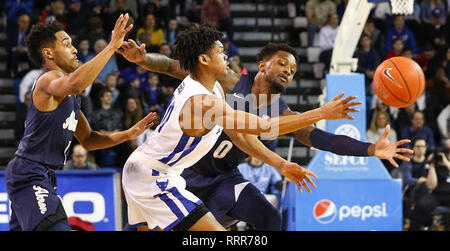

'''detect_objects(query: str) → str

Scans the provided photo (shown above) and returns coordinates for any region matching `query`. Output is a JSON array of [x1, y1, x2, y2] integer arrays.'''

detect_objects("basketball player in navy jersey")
[[118, 40, 413, 230], [5, 14, 157, 231]]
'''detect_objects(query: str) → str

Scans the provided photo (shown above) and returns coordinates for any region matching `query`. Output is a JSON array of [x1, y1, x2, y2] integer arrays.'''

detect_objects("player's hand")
[[372, 124, 414, 168], [109, 13, 134, 50], [117, 39, 146, 63], [319, 93, 362, 120], [280, 161, 318, 193], [127, 112, 158, 140]]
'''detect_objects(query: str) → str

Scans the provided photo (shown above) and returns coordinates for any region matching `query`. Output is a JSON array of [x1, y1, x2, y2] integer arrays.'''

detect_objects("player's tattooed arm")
[[117, 39, 239, 94]]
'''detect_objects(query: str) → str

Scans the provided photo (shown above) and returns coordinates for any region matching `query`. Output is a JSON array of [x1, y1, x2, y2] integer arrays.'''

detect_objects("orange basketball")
[[372, 56, 425, 108]]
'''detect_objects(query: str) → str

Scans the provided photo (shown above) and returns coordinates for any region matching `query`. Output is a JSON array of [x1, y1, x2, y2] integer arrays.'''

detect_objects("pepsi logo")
[[313, 199, 337, 224]]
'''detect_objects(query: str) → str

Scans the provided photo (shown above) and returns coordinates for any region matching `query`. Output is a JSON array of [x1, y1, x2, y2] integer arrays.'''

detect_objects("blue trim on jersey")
[[158, 193, 185, 231], [169, 187, 197, 212], [152, 170, 160, 176], [167, 136, 202, 166], [159, 133, 190, 164]]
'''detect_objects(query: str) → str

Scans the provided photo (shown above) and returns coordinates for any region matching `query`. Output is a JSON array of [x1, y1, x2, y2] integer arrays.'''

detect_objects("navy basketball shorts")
[[181, 168, 251, 221], [5, 157, 68, 231]]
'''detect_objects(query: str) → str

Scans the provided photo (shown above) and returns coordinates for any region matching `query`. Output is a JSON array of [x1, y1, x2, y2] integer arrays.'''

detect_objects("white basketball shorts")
[[122, 150, 208, 231]]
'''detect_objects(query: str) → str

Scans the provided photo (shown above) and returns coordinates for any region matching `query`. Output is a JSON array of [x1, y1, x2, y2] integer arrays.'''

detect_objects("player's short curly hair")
[[174, 24, 223, 72], [256, 43, 299, 63], [25, 21, 65, 67]]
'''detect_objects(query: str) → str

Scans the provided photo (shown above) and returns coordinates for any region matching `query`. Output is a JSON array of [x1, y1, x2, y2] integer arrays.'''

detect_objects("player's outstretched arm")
[[285, 108, 414, 167], [40, 14, 133, 97], [194, 92, 361, 138], [225, 130, 317, 193], [74, 112, 157, 151]]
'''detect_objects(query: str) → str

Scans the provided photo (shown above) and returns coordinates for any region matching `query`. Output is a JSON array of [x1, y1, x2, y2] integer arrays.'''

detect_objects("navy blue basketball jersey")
[[190, 74, 288, 176], [15, 73, 81, 166]]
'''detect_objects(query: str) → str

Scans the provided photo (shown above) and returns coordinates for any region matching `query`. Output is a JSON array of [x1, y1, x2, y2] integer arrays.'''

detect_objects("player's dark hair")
[[174, 24, 223, 72], [26, 21, 65, 67], [257, 42, 299, 63]]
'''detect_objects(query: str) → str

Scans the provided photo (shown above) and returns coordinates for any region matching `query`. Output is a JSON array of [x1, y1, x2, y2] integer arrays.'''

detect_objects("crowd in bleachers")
[[5, 0, 450, 230]]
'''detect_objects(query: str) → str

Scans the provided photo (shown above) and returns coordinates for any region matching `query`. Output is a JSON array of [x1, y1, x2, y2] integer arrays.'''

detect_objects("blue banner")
[[285, 179, 402, 231], [0, 169, 121, 231], [308, 74, 391, 179], [282, 74, 402, 231]]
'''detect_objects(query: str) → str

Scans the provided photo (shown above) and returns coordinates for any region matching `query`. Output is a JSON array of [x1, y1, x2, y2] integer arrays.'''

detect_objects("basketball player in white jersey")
[[121, 24, 361, 231]]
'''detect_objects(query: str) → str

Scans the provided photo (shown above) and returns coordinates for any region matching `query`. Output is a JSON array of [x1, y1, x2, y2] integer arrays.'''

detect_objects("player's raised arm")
[[39, 14, 133, 97]]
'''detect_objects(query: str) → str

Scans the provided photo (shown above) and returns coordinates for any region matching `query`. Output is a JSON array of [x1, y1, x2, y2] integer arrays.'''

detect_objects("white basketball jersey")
[[137, 75, 224, 174]]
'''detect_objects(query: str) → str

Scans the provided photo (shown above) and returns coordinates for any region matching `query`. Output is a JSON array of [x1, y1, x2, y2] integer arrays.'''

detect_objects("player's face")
[[207, 41, 229, 78], [52, 31, 81, 73], [259, 51, 297, 94]]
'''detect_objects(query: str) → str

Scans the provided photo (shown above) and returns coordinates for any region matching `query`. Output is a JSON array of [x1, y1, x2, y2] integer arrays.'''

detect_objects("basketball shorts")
[[181, 168, 251, 221], [5, 156, 69, 231], [122, 151, 208, 231]]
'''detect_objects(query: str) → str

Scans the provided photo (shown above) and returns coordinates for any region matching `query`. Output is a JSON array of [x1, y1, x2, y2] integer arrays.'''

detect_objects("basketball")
[[372, 56, 425, 108]]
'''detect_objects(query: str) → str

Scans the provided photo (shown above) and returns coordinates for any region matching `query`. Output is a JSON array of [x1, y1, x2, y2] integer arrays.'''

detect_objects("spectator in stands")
[[422, 8, 449, 49], [76, 39, 95, 63], [117, 73, 148, 110], [119, 65, 150, 89], [372, 2, 392, 33], [136, 13, 165, 47], [354, 34, 381, 95], [367, 111, 398, 144], [64, 144, 99, 170], [395, 103, 418, 137], [399, 137, 431, 222], [18, 69, 44, 105], [305, 0, 337, 46], [7, 13, 31, 78], [90, 88, 124, 133], [38, 1, 67, 29], [238, 157, 283, 209], [385, 15, 419, 55], [186, 0, 203, 24], [139, 0, 171, 26], [164, 19, 179, 47], [5, 0, 33, 27], [437, 104, 449, 142], [420, 0, 446, 25], [409, 148, 450, 231], [105, 73, 120, 105], [159, 43, 173, 58], [66, 0, 85, 37], [385, 38, 404, 59], [90, 88, 130, 166], [221, 34, 239, 60], [416, 43, 436, 74], [318, 13, 340, 71], [362, 19, 382, 51], [169, 0, 186, 18], [75, 16, 107, 51], [94, 39, 119, 83], [401, 111, 435, 148], [367, 110, 398, 173], [201, 0, 234, 41], [401, 47, 414, 59], [144, 72, 164, 113], [124, 97, 144, 150]]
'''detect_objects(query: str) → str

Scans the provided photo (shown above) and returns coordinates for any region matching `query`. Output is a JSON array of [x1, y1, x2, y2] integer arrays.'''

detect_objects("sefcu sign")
[[0, 169, 122, 231], [282, 74, 402, 231]]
